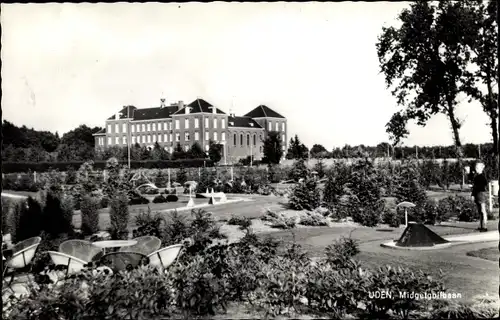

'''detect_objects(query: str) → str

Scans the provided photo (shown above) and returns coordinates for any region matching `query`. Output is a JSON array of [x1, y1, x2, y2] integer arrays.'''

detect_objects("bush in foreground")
[[80, 195, 100, 235]]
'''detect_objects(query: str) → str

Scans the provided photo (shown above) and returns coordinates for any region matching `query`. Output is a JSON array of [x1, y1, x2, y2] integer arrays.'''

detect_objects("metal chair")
[[147, 244, 183, 270], [3, 237, 41, 290], [119, 236, 161, 256]]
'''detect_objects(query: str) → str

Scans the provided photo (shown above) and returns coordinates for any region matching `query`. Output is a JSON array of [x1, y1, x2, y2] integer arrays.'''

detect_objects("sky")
[[1, 2, 495, 149]]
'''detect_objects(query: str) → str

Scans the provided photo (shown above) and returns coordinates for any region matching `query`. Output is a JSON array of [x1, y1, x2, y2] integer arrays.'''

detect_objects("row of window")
[[232, 133, 286, 147], [101, 131, 228, 146], [269, 121, 286, 132], [107, 117, 227, 134]]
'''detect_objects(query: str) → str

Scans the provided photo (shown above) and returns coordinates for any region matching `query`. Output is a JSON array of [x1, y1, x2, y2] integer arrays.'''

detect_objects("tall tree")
[[466, 0, 498, 153], [286, 135, 309, 160], [208, 140, 222, 164], [189, 142, 206, 159], [262, 131, 283, 165], [310, 144, 328, 158], [377, 0, 478, 160]]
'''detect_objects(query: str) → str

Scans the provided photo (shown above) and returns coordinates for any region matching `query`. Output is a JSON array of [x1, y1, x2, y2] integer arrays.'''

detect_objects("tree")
[[189, 142, 206, 159], [172, 143, 186, 160], [286, 135, 309, 160], [208, 140, 222, 164], [385, 112, 410, 147], [313, 159, 327, 179], [176, 166, 188, 185], [289, 159, 310, 182], [262, 131, 283, 165], [377, 1, 478, 160], [466, 0, 498, 153], [151, 142, 169, 161], [310, 144, 328, 158]]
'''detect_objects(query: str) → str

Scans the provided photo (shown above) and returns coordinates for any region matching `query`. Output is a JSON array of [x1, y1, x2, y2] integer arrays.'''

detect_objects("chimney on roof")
[[178, 100, 184, 111], [160, 98, 166, 108]]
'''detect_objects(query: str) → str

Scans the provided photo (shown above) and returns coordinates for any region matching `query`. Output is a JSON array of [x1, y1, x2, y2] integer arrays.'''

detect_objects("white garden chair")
[[147, 244, 183, 270], [47, 251, 88, 275], [119, 236, 161, 256], [3, 236, 41, 289]]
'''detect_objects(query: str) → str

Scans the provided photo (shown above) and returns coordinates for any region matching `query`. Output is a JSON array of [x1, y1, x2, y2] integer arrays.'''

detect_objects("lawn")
[[466, 246, 499, 262]]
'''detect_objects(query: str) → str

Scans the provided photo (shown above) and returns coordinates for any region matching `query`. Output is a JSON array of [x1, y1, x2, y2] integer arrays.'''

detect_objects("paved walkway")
[[381, 231, 499, 250]]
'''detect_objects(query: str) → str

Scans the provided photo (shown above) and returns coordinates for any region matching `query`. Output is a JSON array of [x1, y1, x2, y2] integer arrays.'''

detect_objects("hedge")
[[2, 159, 214, 173]]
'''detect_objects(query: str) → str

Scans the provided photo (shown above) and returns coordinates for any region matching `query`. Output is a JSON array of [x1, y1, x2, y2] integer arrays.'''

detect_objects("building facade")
[[93, 98, 287, 164]]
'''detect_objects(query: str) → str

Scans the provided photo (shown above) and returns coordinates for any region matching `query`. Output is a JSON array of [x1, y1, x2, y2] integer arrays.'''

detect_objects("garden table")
[[92, 240, 137, 254]]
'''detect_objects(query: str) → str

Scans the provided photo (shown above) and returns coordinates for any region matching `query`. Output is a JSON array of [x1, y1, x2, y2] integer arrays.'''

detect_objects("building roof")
[[228, 116, 263, 129], [243, 105, 285, 119], [132, 106, 179, 120], [173, 98, 226, 115], [92, 128, 106, 136], [107, 106, 138, 120]]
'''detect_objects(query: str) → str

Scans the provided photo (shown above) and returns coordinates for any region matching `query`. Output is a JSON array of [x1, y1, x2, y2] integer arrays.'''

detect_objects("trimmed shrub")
[[152, 195, 167, 203], [133, 207, 165, 238], [325, 236, 360, 269], [42, 192, 73, 238], [227, 215, 252, 230], [80, 195, 100, 235], [128, 190, 150, 205], [176, 166, 188, 185], [288, 159, 309, 182], [298, 213, 328, 226], [13, 197, 43, 242], [288, 179, 321, 211], [166, 194, 178, 202], [109, 192, 130, 240]]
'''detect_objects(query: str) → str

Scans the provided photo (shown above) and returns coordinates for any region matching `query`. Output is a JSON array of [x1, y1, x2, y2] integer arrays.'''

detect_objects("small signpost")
[[396, 201, 416, 227]]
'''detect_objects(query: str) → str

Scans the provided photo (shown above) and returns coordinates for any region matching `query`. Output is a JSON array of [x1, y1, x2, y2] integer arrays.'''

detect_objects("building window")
[[176, 133, 180, 142], [146, 123, 150, 132], [123, 123, 127, 133], [132, 136, 136, 144], [115, 136, 119, 145], [275, 122, 279, 131], [253, 135, 256, 145], [123, 136, 127, 145], [175, 120, 180, 130], [221, 118, 226, 129], [147, 135, 151, 143], [158, 134, 162, 142], [152, 123, 156, 131], [205, 132, 209, 141], [213, 118, 217, 129], [205, 144, 209, 152], [108, 137, 112, 145], [185, 119, 189, 129], [131, 124, 135, 133], [268, 122, 272, 131], [214, 132, 218, 141], [170, 134, 173, 142], [115, 124, 119, 133], [153, 135, 156, 143], [247, 134, 250, 146], [240, 134, 243, 146], [162, 122, 166, 130], [107, 124, 112, 133], [142, 135, 146, 143], [233, 134, 237, 146], [142, 124, 145, 132], [221, 132, 226, 141], [169, 122, 172, 130], [164, 134, 168, 142], [282, 134, 286, 142], [195, 118, 199, 128], [185, 132, 190, 141], [195, 132, 199, 140], [205, 118, 209, 128], [282, 122, 285, 132]]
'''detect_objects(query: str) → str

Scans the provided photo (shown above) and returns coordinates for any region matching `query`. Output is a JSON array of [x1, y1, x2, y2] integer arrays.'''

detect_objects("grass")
[[466, 246, 499, 262]]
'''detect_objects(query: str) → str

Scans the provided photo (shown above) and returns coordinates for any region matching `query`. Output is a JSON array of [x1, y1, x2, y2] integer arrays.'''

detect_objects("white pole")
[[250, 143, 253, 166], [231, 166, 234, 181], [167, 168, 171, 188], [405, 209, 408, 227], [489, 182, 493, 213], [34, 171, 37, 183]]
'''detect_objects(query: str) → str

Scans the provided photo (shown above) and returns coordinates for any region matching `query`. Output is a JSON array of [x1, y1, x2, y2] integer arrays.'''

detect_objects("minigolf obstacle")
[[395, 222, 448, 247], [186, 197, 195, 208], [208, 196, 216, 205]]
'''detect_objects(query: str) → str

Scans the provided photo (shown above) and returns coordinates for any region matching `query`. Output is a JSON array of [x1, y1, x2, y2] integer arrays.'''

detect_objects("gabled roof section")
[[132, 106, 178, 120], [244, 105, 285, 119], [92, 128, 106, 136], [228, 116, 263, 129], [107, 105, 138, 120], [173, 98, 226, 115]]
